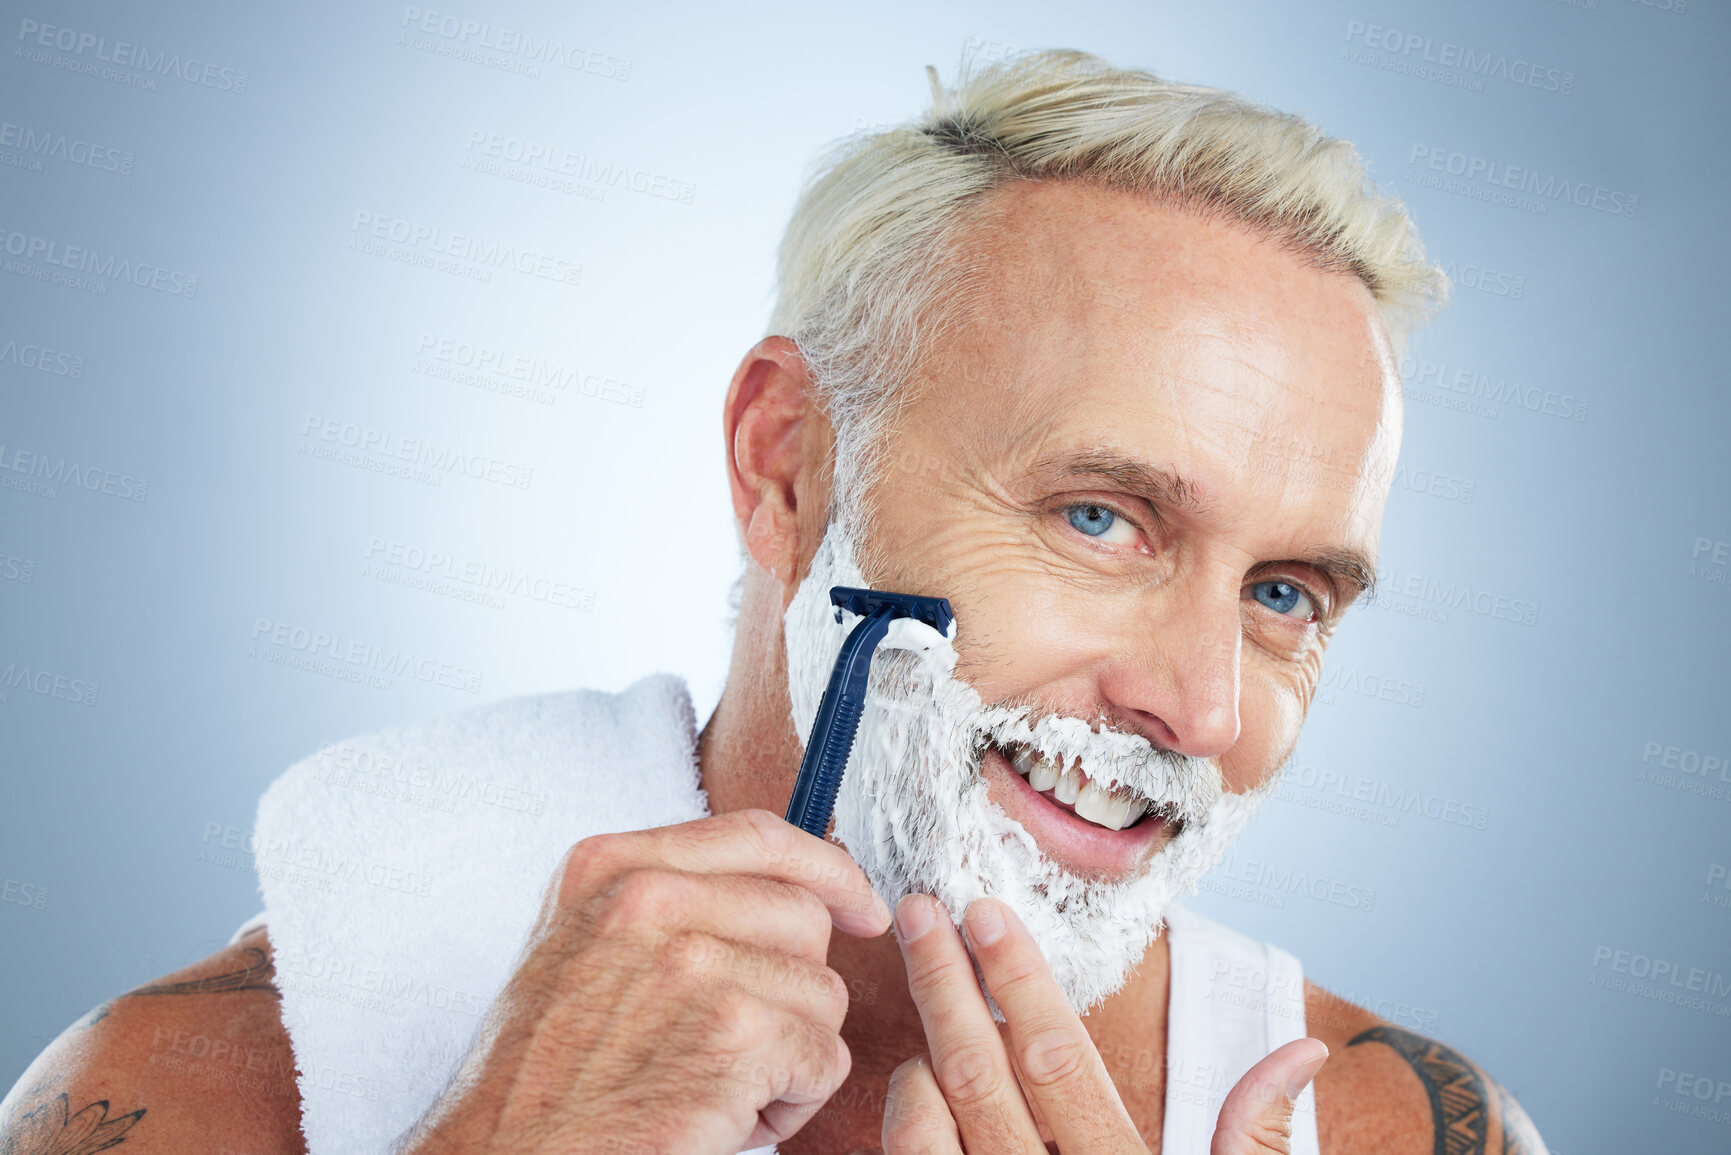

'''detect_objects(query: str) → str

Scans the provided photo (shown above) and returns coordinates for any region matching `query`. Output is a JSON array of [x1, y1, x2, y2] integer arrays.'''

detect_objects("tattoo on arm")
[[1495, 1083, 1543, 1155], [1348, 1025, 1489, 1155], [0, 1093, 145, 1154], [123, 946, 279, 998]]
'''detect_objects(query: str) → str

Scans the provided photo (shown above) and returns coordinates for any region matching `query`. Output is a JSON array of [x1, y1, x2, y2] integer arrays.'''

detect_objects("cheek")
[[1221, 663, 1310, 794], [955, 571, 1116, 702]]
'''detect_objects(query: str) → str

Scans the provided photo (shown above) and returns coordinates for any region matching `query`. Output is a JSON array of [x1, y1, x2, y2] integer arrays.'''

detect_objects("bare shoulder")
[[0, 924, 306, 1154], [1302, 980, 1548, 1155]]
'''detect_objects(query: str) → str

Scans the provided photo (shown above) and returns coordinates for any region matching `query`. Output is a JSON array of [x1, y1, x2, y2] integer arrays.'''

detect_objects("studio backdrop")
[[2, 2, 1727, 1153]]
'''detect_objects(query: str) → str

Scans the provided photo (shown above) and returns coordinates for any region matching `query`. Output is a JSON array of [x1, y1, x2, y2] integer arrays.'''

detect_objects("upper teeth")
[[1007, 745, 1148, 831]]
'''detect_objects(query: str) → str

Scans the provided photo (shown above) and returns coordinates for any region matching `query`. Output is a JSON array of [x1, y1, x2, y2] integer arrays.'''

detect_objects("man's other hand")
[[879, 894, 1327, 1154], [394, 809, 892, 1155]]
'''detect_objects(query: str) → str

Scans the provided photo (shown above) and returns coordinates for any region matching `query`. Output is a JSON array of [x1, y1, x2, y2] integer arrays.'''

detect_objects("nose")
[[1097, 581, 1242, 760]]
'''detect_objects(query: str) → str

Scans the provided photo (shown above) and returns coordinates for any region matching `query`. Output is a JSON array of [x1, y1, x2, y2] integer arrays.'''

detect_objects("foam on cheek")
[[783, 520, 1264, 1015]]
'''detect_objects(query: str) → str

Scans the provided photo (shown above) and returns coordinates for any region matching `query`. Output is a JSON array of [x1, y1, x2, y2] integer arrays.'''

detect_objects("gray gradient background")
[[2, 1, 1728, 1151]]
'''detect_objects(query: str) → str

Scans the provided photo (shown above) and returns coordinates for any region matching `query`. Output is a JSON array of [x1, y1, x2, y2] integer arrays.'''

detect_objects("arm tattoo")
[[1495, 1083, 1543, 1155], [124, 946, 279, 998], [0, 1093, 144, 1154], [1348, 1025, 1489, 1155]]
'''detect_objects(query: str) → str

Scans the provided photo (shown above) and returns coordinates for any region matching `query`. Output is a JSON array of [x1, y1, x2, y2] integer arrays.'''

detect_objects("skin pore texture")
[[0, 179, 1547, 1155]]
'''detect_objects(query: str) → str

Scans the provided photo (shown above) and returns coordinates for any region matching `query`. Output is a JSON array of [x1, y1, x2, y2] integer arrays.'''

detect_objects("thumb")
[[1210, 1037, 1328, 1155]]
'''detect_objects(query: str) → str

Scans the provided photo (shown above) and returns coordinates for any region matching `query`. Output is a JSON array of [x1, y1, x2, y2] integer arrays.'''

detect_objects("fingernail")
[[1285, 1044, 1329, 1100], [965, 899, 1006, 946], [895, 894, 935, 942]]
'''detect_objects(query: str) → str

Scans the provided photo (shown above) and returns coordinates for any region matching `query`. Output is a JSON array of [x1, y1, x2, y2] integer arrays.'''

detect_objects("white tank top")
[[1160, 904, 1321, 1155], [230, 904, 1319, 1154]]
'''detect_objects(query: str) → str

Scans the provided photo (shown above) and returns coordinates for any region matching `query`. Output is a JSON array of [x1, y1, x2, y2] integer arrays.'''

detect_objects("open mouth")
[[995, 740, 1185, 834]]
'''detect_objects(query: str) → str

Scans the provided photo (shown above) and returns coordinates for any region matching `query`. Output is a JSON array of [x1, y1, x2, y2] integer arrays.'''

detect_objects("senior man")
[[2, 50, 1545, 1155]]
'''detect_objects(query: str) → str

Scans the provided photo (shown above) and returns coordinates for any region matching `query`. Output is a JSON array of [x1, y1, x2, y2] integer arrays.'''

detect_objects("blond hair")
[[765, 49, 1446, 537]]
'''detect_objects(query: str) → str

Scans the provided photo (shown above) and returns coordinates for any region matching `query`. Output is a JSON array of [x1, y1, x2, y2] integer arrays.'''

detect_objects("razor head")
[[829, 586, 955, 635]]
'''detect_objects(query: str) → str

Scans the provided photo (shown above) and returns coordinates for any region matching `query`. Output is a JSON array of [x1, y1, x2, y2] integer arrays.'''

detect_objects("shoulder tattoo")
[[0, 1093, 145, 1154], [1348, 1024, 1542, 1155], [124, 945, 279, 998]]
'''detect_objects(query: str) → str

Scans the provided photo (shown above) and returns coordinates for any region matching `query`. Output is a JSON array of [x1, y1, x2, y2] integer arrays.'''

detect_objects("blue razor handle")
[[784, 586, 955, 838]]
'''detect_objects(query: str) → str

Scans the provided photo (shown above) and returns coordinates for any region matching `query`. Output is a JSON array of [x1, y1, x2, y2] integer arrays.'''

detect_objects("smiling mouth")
[[993, 740, 1187, 834]]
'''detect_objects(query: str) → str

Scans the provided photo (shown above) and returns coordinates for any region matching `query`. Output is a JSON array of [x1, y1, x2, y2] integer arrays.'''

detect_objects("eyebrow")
[[1033, 449, 1381, 605]]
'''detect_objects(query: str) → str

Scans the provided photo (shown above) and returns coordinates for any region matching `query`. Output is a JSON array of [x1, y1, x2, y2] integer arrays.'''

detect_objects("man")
[[1, 50, 1547, 1154]]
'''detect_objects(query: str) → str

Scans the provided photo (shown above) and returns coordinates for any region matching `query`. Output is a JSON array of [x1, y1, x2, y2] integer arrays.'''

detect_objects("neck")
[[695, 644, 1174, 1150]]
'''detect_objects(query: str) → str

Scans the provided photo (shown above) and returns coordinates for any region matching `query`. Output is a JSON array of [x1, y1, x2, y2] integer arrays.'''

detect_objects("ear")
[[722, 336, 833, 592]]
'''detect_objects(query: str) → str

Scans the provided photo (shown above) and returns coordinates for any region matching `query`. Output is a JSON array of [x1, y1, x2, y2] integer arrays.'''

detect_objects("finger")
[[882, 1056, 963, 1155], [584, 868, 839, 964], [657, 929, 853, 1028], [1210, 1037, 1328, 1155], [961, 898, 1142, 1151], [717, 1002, 852, 1149], [550, 809, 891, 937], [895, 894, 1046, 1153]]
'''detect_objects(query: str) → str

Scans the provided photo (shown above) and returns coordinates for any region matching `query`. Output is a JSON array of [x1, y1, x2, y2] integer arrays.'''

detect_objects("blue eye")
[[1066, 504, 1117, 537], [1251, 579, 1317, 621]]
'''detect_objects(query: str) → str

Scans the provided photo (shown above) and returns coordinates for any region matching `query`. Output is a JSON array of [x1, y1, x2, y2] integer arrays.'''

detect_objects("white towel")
[[250, 673, 776, 1155]]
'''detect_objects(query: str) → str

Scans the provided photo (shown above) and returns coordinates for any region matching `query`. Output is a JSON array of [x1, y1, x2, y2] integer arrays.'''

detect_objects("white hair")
[[764, 48, 1447, 550]]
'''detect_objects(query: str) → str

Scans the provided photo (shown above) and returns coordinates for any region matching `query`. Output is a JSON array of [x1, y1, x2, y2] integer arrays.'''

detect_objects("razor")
[[783, 586, 955, 838]]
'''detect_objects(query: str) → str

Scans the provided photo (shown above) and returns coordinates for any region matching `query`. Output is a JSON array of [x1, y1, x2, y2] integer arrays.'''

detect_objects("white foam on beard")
[[784, 522, 1270, 1016]]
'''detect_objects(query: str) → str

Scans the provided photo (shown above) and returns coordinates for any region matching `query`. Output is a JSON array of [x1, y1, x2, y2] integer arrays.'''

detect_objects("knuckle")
[[561, 832, 626, 896], [792, 1019, 849, 1095], [599, 869, 683, 935], [659, 928, 725, 983], [796, 963, 852, 1026], [932, 1042, 1005, 1108], [705, 987, 763, 1052], [733, 808, 789, 861], [814, 963, 851, 1007], [1016, 1026, 1091, 1089]]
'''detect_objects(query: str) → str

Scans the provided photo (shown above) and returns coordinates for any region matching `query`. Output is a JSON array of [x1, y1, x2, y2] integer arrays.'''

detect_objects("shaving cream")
[[784, 520, 1269, 1014]]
